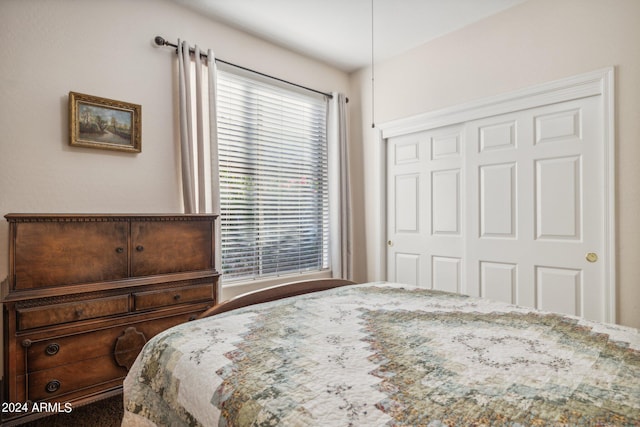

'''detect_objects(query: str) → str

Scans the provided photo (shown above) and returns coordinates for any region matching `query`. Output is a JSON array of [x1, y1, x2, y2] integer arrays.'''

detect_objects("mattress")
[[122, 282, 640, 426]]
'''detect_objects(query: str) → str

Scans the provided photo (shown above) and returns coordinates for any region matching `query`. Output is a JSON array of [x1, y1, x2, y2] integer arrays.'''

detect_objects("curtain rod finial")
[[154, 36, 166, 47]]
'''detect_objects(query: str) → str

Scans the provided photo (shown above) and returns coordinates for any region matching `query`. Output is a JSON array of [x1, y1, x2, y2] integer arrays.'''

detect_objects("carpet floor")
[[21, 394, 123, 427]]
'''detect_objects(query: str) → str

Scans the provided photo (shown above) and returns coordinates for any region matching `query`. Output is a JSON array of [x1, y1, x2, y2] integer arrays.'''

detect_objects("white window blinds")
[[217, 69, 330, 281]]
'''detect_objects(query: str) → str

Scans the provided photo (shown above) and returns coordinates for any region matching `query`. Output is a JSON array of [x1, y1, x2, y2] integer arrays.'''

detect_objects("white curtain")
[[177, 40, 221, 216], [207, 49, 222, 275], [177, 40, 196, 212], [328, 93, 353, 280], [177, 40, 222, 283]]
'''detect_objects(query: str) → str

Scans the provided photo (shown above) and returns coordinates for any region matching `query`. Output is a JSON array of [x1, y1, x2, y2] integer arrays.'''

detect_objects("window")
[[216, 68, 330, 282]]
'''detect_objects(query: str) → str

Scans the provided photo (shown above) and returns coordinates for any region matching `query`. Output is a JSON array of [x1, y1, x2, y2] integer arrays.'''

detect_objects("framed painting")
[[69, 92, 141, 153]]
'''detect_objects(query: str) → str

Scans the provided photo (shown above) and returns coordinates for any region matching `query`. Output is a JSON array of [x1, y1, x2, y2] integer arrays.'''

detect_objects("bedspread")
[[122, 283, 640, 426]]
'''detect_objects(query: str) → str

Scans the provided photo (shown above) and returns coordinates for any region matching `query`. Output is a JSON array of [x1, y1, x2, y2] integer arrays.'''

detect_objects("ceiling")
[[169, 0, 526, 72]]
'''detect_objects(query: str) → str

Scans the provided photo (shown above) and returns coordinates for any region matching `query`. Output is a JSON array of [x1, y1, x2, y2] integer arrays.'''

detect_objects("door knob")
[[585, 252, 598, 263], [387, 240, 393, 247]]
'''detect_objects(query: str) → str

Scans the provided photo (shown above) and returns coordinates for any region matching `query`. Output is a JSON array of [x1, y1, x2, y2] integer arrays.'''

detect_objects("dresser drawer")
[[133, 283, 214, 311], [27, 327, 127, 373], [27, 355, 126, 402], [17, 295, 129, 330], [25, 309, 207, 374]]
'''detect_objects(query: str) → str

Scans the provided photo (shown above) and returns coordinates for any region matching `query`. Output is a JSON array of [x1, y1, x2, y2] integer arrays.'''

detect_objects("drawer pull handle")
[[76, 308, 84, 318], [45, 380, 61, 393], [174, 294, 181, 301], [115, 247, 124, 253], [189, 315, 197, 321], [136, 245, 144, 252], [45, 343, 60, 356]]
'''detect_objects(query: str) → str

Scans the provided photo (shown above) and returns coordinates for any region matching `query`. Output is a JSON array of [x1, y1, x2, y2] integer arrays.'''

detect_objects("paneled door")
[[387, 94, 609, 322], [386, 124, 465, 293]]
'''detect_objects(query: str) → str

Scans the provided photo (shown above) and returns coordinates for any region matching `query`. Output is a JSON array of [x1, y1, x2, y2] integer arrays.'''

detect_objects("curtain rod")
[[154, 36, 334, 100]]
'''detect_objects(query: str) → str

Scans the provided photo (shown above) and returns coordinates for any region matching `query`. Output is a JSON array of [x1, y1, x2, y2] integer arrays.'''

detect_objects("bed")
[[122, 280, 640, 426]]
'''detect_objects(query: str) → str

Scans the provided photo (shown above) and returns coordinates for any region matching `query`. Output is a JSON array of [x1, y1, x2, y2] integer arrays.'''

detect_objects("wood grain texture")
[[198, 278, 356, 319], [13, 221, 129, 289], [2, 214, 219, 426]]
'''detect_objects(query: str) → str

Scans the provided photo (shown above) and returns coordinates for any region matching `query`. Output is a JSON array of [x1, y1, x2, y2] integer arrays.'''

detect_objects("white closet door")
[[387, 94, 608, 322], [386, 132, 427, 287], [465, 96, 604, 320], [386, 124, 464, 292]]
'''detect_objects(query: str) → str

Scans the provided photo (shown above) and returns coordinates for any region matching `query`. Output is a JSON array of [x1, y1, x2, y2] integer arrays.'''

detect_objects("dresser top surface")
[[5, 213, 218, 222]]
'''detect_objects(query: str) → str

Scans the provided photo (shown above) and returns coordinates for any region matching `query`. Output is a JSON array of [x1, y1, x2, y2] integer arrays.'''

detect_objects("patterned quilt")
[[122, 283, 640, 426]]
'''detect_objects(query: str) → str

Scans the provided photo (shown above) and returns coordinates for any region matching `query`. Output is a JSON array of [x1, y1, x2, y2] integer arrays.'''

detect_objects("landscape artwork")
[[69, 92, 141, 153]]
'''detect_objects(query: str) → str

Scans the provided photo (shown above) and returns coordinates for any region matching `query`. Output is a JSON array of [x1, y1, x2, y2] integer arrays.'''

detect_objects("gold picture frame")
[[69, 91, 141, 153]]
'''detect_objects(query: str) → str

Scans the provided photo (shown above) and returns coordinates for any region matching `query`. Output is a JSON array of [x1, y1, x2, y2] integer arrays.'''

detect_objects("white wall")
[[0, 0, 349, 284], [350, 0, 640, 328]]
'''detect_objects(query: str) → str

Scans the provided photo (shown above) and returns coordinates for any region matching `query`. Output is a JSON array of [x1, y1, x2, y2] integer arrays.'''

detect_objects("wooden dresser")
[[1, 214, 219, 425]]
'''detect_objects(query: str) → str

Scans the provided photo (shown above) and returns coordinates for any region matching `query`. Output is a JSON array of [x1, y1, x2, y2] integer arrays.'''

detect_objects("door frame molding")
[[377, 67, 616, 322]]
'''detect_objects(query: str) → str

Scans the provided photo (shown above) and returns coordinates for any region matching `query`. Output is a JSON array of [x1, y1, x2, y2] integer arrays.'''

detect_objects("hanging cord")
[[371, 0, 375, 128]]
